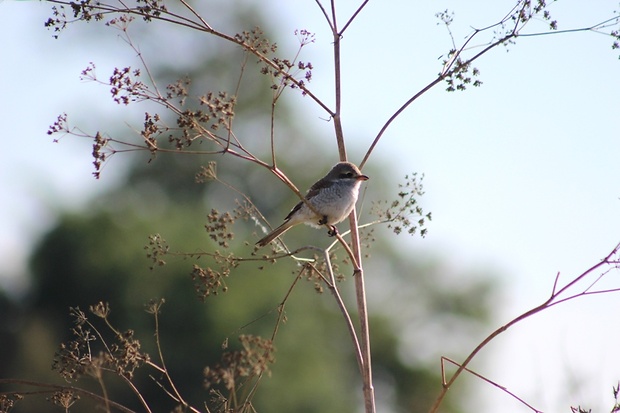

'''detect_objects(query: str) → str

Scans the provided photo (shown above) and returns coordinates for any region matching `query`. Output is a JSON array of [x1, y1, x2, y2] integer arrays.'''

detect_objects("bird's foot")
[[327, 225, 338, 237]]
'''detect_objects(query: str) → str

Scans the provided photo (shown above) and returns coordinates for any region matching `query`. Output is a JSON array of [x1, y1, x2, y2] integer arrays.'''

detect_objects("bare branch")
[[429, 241, 620, 413], [441, 357, 543, 413], [339, 0, 371, 36]]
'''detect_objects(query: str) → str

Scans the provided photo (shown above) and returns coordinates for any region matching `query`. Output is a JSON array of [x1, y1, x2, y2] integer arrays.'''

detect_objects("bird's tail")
[[255, 221, 294, 247]]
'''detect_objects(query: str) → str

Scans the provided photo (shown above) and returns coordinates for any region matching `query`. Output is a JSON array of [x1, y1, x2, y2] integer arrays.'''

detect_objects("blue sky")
[[2, 1, 619, 411]]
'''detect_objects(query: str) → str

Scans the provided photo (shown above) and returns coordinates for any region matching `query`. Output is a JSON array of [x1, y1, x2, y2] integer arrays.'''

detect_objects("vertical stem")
[[330, 3, 347, 160], [333, 40, 346, 159], [349, 211, 376, 413], [329, 1, 372, 410], [326, 1, 372, 411]]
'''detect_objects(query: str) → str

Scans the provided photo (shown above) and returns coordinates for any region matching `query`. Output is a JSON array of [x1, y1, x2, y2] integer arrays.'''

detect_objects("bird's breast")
[[307, 180, 360, 225]]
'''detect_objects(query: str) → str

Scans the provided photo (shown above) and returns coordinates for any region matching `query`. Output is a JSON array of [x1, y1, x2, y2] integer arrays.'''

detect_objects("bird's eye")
[[341, 172, 354, 178]]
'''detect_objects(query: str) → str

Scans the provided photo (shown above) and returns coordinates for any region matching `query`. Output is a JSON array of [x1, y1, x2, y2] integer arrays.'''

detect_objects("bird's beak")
[[358, 174, 369, 181]]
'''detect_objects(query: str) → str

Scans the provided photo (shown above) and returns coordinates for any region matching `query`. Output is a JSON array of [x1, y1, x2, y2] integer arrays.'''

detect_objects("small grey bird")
[[256, 162, 369, 247]]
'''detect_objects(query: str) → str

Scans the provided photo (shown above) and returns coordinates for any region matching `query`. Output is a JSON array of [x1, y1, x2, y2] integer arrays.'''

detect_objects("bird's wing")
[[283, 178, 328, 221], [284, 200, 304, 221], [306, 175, 330, 197]]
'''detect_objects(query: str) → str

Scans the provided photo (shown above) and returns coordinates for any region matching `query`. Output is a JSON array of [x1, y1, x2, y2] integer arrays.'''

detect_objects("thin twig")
[[317, 253, 364, 374], [429, 241, 620, 413], [360, 6, 618, 169], [0, 379, 138, 413], [314, 0, 334, 31], [46, 0, 335, 116], [243, 270, 304, 405], [152, 307, 198, 412], [441, 357, 543, 413], [339, 0, 371, 36], [178, 0, 213, 30]]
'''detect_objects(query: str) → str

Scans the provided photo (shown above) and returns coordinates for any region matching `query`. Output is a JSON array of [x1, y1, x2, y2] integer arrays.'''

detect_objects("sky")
[[1, 1, 619, 412]]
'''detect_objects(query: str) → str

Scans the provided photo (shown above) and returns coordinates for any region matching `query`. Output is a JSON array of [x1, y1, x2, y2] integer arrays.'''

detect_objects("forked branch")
[[429, 242, 620, 413]]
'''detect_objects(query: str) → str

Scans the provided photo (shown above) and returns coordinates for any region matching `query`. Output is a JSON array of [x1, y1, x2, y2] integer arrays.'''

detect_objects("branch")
[[441, 357, 543, 413], [317, 253, 364, 374], [348, 209, 376, 413], [339, 0, 371, 36], [360, 3, 619, 169], [310, 2, 377, 409], [360, 30, 515, 169], [428, 241, 620, 413], [326, 0, 347, 160], [0, 379, 138, 413], [45, 0, 335, 116], [314, 0, 334, 32]]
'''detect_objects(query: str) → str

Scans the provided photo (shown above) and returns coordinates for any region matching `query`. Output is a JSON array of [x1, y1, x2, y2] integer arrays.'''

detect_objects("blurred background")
[[1, 1, 619, 412]]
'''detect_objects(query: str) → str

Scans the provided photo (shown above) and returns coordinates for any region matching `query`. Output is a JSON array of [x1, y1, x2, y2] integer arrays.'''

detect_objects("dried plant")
[[3, 1, 617, 413]]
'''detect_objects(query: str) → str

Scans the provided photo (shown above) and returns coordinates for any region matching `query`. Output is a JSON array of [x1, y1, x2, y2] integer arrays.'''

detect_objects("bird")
[[256, 161, 369, 247]]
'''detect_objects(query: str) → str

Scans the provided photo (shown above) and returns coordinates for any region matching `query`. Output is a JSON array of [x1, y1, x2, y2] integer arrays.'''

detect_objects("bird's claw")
[[327, 225, 338, 237]]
